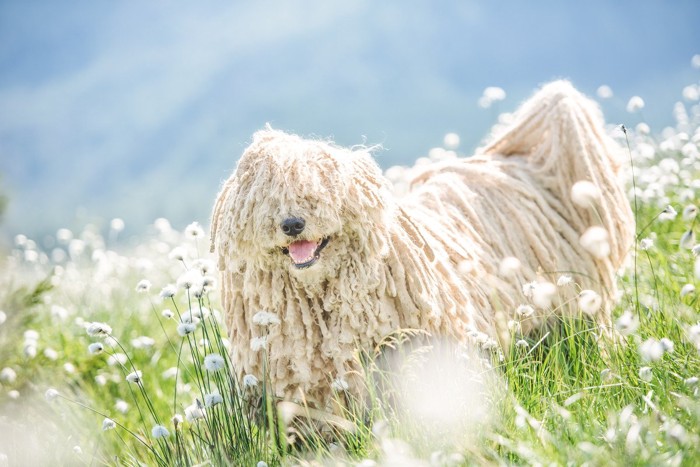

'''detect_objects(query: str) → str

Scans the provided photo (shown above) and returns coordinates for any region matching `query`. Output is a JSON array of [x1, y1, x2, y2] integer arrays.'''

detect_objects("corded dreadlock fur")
[[210, 81, 635, 408]]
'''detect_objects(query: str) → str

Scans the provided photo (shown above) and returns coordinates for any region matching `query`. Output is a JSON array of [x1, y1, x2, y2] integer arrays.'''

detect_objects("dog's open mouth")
[[281, 237, 330, 269]]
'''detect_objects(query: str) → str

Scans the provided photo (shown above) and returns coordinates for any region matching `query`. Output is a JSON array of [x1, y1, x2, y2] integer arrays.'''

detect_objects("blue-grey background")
[[1, 1, 698, 244]]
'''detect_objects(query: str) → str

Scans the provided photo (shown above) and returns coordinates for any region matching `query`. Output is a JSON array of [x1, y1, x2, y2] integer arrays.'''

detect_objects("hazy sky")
[[1, 1, 699, 243]]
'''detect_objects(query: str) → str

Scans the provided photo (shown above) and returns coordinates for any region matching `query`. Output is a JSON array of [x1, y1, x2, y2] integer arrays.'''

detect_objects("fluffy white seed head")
[[88, 342, 104, 354], [639, 238, 654, 251], [680, 230, 696, 250], [185, 222, 205, 239], [580, 226, 611, 258], [615, 310, 639, 336], [204, 393, 223, 407], [638, 366, 652, 383], [242, 374, 259, 388], [443, 133, 460, 150], [571, 181, 601, 207], [597, 85, 613, 99], [203, 353, 226, 372], [45, 388, 59, 402], [102, 418, 116, 431], [126, 371, 143, 384], [531, 282, 557, 309], [681, 284, 696, 298], [639, 339, 664, 362], [252, 311, 281, 327], [151, 425, 170, 439], [86, 322, 112, 338], [516, 304, 535, 318], [557, 274, 573, 287], [626, 96, 645, 113], [135, 279, 151, 293], [250, 336, 267, 352], [498, 257, 521, 279], [177, 322, 197, 336], [578, 290, 602, 316]]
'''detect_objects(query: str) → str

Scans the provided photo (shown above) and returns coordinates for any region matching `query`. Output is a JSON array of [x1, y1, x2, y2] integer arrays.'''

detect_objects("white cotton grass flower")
[[531, 281, 557, 309], [151, 425, 170, 439], [203, 353, 226, 372], [685, 376, 699, 387], [515, 339, 529, 349], [522, 281, 537, 298], [107, 353, 128, 366], [331, 377, 349, 392], [639, 366, 653, 383], [102, 418, 116, 431], [580, 226, 611, 258], [177, 269, 204, 292], [639, 339, 665, 362], [557, 274, 573, 287], [680, 230, 696, 250], [115, 399, 129, 414], [626, 96, 645, 113], [185, 222, 205, 239], [86, 322, 112, 338], [110, 218, 125, 232], [161, 309, 174, 319], [135, 279, 151, 293], [45, 388, 60, 402], [160, 285, 177, 299], [635, 122, 650, 135], [204, 392, 223, 407], [615, 310, 639, 336], [168, 246, 187, 262], [443, 132, 460, 150], [660, 205, 678, 221], [571, 180, 601, 207], [516, 304, 535, 318], [498, 256, 521, 279], [252, 311, 281, 327], [242, 374, 259, 389], [126, 371, 143, 384], [692, 245, 700, 257], [172, 413, 184, 428], [660, 337, 674, 353], [250, 336, 267, 352], [684, 85, 700, 102], [507, 320, 521, 334], [683, 205, 698, 221], [681, 284, 696, 298], [639, 238, 654, 251], [692, 54, 700, 69], [578, 290, 602, 316], [185, 400, 206, 422], [177, 322, 197, 336], [0, 368, 17, 383], [88, 342, 104, 354], [596, 85, 613, 99]]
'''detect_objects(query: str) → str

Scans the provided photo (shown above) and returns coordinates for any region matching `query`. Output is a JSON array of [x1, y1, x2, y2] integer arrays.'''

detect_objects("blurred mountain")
[[0, 1, 698, 245]]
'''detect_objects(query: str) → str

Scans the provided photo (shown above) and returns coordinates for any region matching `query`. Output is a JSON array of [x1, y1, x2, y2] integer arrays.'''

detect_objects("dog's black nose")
[[281, 217, 305, 236]]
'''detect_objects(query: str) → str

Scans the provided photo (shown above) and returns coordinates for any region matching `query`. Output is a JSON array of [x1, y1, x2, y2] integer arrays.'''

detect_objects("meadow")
[[1, 80, 700, 466]]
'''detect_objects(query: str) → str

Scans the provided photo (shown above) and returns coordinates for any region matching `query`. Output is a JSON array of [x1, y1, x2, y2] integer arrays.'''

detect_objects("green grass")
[[1, 114, 700, 465]]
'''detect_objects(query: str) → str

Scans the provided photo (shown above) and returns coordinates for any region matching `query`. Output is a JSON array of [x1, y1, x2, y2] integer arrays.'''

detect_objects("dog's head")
[[211, 128, 393, 282]]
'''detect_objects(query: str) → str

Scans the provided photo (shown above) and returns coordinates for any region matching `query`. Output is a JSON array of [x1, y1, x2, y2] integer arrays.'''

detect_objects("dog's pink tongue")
[[288, 240, 318, 263]]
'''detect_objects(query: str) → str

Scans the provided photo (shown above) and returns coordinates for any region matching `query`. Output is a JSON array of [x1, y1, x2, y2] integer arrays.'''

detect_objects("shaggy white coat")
[[210, 81, 635, 407]]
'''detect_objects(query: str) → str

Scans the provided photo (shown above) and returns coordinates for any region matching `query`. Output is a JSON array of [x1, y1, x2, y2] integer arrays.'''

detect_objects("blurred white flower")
[[168, 246, 187, 261], [151, 425, 170, 439], [177, 322, 197, 336], [680, 230, 696, 250], [162, 367, 178, 379], [88, 343, 104, 354], [242, 374, 259, 389], [160, 285, 177, 299], [516, 304, 535, 318], [131, 336, 155, 349], [681, 284, 696, 298], [115, 399, 129, 414], [203, 353, 226, 372], [635, 122, 650, 135], [638, 366, 652, 383], [515, 339, 529, 349], [204, 393, 223, 407], [684, 376, 699, 386], [45, 388, 59, 402], [507, 320, 521, 334], [44, 348, 59, 361], [86, 322, 112, 338], [73, 445, 82, 455], [250, 336, 267, 352], [580, 226, 611, 258], [626, 96, 645, 113], [161, 309, 174, 319], [0, 368, 17, 383], [683, 205, 698, 221], [443, 133, 460, 150], [177, 269, 204, 292], [659, 337, 674, 353], [615, 310, 639, 336], [172, 414, 184, 427], [532, 282, 557, 309], [331, 377, 349, 392], [692, 54, 700, 69], [257, 462, 269, 467], [483, 86, 506, 101], [557, 274, 573, 287], [522, 281, 537, 298], [687, 324, 700, 348], [185, 222, 205, 239], [660, 205, 678, 220], [126, 371, 142, 384], [102, 418, 116, 431], [578, 290, 602, 316], [107, 353, 128, 366], [135, 279, 151, 293], [639, 238, 654, 251], [110, 218, 125, 232], [597, 85, 613, 99], [571, 180, 601, 207], [252, 311, 281, 327], [498, 256, 521, 279], [639, 339, 664, 362]]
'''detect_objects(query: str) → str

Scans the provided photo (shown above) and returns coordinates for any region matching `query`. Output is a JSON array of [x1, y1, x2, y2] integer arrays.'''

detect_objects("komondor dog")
[[210, 81, 635, 410]]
